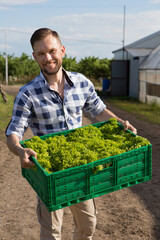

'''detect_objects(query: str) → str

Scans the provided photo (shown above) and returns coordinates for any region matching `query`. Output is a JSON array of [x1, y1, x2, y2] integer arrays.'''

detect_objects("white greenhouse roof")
[[113, 30, 160, 69], [126, 30, 160, 49], [140, 44, 160, 69], [113, 30, 160, 53], [125, 48, 152, 57]]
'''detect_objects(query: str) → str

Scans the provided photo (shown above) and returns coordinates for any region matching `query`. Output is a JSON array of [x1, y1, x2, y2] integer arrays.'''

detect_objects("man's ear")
[[32, 52, 37, 61], [61, 45, 65, 57]]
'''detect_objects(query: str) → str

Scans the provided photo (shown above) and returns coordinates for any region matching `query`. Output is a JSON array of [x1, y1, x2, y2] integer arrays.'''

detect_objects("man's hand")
[[6, 134, 37, 169], [18, 147, 37, 169], [123, 120, 137, 135], [95, 109, 137, 135]]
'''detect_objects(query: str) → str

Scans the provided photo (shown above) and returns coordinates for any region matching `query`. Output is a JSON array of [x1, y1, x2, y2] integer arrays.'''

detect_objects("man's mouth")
[[45, 60, 57, 67]]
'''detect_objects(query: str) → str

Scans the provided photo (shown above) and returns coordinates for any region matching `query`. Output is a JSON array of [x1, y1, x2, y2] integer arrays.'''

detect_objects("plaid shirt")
[[6, 70, 106, 140]]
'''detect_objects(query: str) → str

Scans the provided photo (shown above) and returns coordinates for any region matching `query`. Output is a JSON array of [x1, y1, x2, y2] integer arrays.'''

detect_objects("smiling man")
[[6, 28, 137, 240]]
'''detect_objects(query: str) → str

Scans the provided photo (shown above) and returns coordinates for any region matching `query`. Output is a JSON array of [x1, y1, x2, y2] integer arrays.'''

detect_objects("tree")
[[0, 53, 5, 79], [62, 55, 78, 72], [78, 56, 98, 78], [94, 58, 111, 79]]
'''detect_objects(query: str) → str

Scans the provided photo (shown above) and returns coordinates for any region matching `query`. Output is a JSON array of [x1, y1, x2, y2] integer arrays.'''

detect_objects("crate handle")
[[29, 156, 39, 166], [92, 161, 113, 174]]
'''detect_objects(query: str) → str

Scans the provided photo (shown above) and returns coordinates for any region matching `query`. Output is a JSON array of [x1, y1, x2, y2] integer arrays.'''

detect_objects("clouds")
[[149, 0, 160, 4], [1, 1, 160, 60], [47, 13, 123, 44], [125, 10, 160, 44], [44, 12, 124, 59], [46, 10, 160, 45], [0, 0, 48, 11], [23, 9, 160, 59], [45, 10, 160, 58], [0, 6, 8, 10], [0, 0, 47, 6]]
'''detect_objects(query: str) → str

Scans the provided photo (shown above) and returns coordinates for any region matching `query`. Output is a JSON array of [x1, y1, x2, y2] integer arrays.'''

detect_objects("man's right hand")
[[18, 147, 37, 169], [6, 134, 37, 169]]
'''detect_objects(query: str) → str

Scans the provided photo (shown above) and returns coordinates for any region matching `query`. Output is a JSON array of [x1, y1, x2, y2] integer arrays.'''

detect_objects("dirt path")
[[0, 85, 160, 240]]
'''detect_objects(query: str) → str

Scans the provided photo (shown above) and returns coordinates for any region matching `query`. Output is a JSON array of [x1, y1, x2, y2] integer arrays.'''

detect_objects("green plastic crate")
[[20, 121, 152, 212]]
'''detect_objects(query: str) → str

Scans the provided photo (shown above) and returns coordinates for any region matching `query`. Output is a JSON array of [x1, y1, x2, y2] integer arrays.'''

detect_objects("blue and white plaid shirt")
[[6, 69, 106, 140]]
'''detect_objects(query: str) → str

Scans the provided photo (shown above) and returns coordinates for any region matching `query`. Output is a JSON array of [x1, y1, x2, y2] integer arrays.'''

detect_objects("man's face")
[[32, 34, 65, 76]]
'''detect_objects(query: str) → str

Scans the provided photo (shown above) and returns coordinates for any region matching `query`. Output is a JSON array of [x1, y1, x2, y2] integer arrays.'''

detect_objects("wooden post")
[[0, 85, 8, 102]]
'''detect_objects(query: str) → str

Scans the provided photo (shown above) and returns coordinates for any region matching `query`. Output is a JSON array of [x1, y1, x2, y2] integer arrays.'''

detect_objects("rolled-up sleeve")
[[83, 80, 106, 118], [6, 89, 32, 140]]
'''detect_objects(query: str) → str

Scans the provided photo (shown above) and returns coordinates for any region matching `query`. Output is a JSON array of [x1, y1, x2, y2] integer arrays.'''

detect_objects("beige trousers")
[[37, 197, 97, 240]]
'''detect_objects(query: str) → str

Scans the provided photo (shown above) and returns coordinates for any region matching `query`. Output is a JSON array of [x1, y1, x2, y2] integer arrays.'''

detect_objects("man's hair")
[[30, 28, 62, 49]]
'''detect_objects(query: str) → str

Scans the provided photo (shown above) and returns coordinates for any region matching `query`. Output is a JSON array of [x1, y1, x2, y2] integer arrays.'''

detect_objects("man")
[[6, 28, 137, 240]]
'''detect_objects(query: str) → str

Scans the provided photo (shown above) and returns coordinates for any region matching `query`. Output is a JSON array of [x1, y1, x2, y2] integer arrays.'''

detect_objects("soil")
[[0, 85, 160, 240]]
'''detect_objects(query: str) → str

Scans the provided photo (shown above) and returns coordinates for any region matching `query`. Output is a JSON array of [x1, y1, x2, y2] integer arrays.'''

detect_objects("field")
[[0, 85, 160, 240]]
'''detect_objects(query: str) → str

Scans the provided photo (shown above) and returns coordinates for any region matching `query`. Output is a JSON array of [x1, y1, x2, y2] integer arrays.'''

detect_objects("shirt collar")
[[62, 68, 74, 87], [39, 68, 74, 88]]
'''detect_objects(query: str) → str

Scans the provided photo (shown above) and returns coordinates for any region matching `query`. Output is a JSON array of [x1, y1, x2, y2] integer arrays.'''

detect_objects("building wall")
[[129, 59, 139, 98], [113, 50, 133, 60], [139, 69, 160, 104], [139, 70, 147, 102]]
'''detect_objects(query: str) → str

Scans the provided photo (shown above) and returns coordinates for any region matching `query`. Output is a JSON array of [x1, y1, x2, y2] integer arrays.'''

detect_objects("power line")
[[62, 37, 121, 46], [0, 28, 31, 35], [0, 28, 121, 46], [1, 4, 123, 9]]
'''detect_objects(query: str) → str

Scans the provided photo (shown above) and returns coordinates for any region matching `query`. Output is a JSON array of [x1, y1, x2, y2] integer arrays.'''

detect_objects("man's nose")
[[44, 53, 52, 61]]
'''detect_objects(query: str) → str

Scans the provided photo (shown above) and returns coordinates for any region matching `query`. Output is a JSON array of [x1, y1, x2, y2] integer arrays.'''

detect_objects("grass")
[[0, 94, 14, 135], [106, 96, 160, 125]]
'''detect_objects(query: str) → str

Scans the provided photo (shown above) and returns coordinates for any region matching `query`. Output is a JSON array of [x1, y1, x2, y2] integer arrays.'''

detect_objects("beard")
[[41, 59, 62, 76]]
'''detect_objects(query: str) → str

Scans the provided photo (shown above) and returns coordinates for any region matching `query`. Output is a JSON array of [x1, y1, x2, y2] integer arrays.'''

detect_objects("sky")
[[1, 0, 160, 60]]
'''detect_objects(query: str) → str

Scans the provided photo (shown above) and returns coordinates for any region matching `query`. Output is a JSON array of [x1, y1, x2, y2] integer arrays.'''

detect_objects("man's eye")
[[51, 49, 56, 53], [37, 52, 44, 56]]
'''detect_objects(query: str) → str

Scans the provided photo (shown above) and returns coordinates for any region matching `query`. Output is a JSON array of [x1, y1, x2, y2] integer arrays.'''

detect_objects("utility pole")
[[122, 5, 126, 60], [5, 28, 8, 85]]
